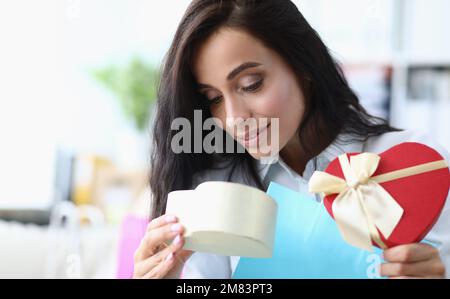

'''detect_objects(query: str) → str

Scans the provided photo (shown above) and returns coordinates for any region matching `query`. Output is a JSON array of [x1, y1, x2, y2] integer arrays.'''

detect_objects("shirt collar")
[[255, 133, 365, 181]]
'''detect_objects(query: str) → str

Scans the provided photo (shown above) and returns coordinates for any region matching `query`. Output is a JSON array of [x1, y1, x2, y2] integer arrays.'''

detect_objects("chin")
[[246, 146, 280, 163]]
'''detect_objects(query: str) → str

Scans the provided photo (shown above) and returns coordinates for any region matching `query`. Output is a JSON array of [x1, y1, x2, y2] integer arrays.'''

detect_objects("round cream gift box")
[[166, 181, 278, 258]]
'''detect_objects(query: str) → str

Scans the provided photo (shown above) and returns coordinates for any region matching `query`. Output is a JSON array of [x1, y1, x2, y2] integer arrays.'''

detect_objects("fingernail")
[[165, 252, 174, 261], [173, 235, 182, 245], [171, 223, 182, 232], [165, 215, 177, 223]]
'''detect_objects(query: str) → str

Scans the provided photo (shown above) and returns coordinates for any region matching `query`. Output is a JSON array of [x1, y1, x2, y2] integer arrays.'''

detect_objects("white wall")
[[0, 1, 60, 209], [0, 0, 192, 208], [404, 0, 450, 62]]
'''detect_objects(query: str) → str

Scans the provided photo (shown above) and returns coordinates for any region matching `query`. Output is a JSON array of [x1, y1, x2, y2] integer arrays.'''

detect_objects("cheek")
[[260, 80, 305, 123], [262, 79, 305, 145], [256, 86, 289, 115]]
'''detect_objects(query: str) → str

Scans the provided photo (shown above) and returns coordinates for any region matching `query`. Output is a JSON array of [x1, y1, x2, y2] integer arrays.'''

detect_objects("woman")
[[133, 0, 449, 279]]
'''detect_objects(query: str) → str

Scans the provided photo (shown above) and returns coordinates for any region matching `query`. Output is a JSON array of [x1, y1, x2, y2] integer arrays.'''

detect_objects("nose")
[[223, 95, 252, 125]]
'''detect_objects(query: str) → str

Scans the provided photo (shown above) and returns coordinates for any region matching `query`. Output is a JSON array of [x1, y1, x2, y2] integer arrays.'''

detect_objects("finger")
[[383, 243, 438, 263], [141, 235, 189, 279], [134, 223, 185, 261], [136, 234, 186, 276], [146, 223, 185, 251], [142, 250, 177, 279], [380, 259, 444, 278], [141, 223, 184, 258], [147, 214, 178, 231]]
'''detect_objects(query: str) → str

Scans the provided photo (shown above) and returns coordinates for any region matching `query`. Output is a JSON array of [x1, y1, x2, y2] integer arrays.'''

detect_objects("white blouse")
[[180, 130, 450, 279]]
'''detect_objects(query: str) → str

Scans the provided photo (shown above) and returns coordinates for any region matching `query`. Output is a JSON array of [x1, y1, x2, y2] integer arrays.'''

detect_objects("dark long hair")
[[149, 0, 400, 219]]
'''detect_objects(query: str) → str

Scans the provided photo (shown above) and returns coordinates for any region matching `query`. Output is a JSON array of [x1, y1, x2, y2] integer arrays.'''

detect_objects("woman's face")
[[193, 27, 306, 160]]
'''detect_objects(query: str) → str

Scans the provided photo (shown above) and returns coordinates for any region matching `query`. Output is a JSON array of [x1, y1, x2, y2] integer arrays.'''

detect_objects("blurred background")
[[0, 0, 449, 278]]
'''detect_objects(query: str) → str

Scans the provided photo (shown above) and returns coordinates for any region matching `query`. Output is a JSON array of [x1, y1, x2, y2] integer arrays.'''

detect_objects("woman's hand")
[[380, 243, 446, 279], [133, 214, 194, 279]]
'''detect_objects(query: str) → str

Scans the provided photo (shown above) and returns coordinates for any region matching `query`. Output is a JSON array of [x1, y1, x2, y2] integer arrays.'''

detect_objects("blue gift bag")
[[233, 182, 384, 279]]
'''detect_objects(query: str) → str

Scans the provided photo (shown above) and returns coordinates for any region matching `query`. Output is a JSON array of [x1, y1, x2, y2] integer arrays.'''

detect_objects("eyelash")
[[208, 79, 263, 105], [242, 79, 263, 92]]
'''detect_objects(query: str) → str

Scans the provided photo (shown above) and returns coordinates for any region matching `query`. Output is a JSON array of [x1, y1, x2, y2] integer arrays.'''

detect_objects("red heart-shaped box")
[[323, 142, 450, 248]]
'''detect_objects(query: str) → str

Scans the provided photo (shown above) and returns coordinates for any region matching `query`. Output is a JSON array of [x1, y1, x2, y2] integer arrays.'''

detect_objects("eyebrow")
[[197, 61, 262, 90]]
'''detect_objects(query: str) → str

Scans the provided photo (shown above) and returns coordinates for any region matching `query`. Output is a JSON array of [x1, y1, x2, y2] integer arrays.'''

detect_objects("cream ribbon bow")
[[308, 153, 448, 251]]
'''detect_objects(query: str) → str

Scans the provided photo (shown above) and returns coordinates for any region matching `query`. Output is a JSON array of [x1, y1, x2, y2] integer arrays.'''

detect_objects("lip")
[[236, 123, 271, 146]]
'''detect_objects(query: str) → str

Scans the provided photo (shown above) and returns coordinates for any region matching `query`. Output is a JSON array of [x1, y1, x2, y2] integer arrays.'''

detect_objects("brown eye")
[[242, 79, 263, 92], [210, 96, 222, 104], [200, 90, 222, 105]]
